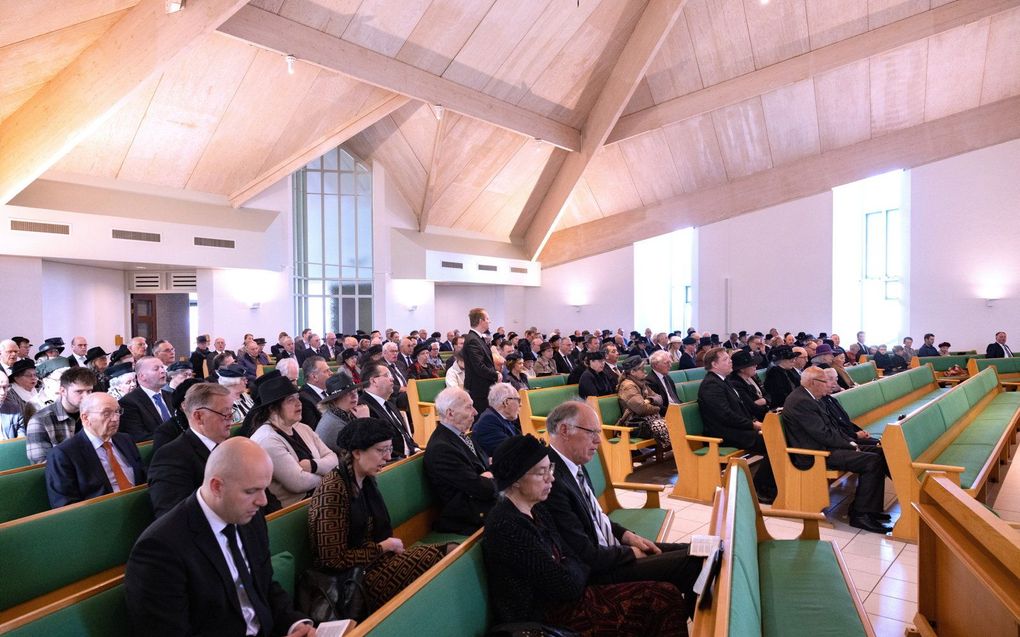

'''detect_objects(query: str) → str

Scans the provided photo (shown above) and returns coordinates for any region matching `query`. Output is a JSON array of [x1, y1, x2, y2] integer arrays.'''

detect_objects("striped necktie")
[[576, 467, 619, 547]]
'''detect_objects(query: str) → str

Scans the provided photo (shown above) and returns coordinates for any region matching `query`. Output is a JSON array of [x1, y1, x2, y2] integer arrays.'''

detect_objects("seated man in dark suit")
[[126, 438, 314, 637], [698, 347, 776, 502], [118, 356, 173, 442], [782, 367, 890, 534], [986, 331, 1014, 358], [472, 383, 522, 460], [819, 368, 881, 446], [423, 387, 497, 535], [645, 350, 681, 416], [917, 333, 939, 358], [45, 392, 146, 508], [358, 362, 419, 459], [298, 356, 331, 429], [148, 383, 234, 518], [543, 400, 703, 616]]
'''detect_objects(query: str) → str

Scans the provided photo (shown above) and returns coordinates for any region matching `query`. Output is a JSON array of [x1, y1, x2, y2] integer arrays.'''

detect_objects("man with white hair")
[[0, 339, 19, 377], [644, 350, 680, 416], [471, 383, 522, 459], [423, 387, 497, 535], [68, 336, 89, 367], [275, 357, 298, 383]]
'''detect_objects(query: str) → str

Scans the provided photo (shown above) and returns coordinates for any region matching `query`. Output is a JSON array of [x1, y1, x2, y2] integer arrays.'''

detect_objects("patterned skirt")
[[364, 545, 447, 612], [545, 581, 688, 637]]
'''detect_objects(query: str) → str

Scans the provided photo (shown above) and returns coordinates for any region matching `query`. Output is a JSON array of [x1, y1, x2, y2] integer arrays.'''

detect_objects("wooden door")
[[131, 294, 158, 342]]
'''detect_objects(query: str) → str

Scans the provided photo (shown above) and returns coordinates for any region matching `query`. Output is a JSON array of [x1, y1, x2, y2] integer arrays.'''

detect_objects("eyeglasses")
[[89, 408, 124, 418], [503, 396, 521, 403], [572, 424, 602, 441], [525, 466, 554, 479], [371, 445, 394, 455], [197, 407, 234, 421]]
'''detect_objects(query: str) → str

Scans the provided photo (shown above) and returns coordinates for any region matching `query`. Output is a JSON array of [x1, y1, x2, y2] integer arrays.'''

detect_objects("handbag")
[[486, 622, 579, 637], [296, 566, 368, 623]]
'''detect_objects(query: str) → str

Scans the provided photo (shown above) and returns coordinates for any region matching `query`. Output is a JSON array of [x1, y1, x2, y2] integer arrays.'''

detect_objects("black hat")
[[584, 351, 605, 362], [730, 350, 760, 371], [770, 345, 798, 362], [110, 344, 132, 364], [320, 374, 367, 404], [254, 338, 267, 346], [630, 331, 640, 337], [366, 344, 383, 357], [37, 357, 70, 379], [681, 336, 697, 346], [618, 355, 644, 373], [819, 332, 828, 339], [256, 371, 298, 406], [11, 337, 30, 347], [340, 348, 360, 362], [521, 350, 537, 362], [412, 343, 430, 358], [197, 334, 209, 344], [171, 378, 204, 413], [538, 342, 553, 353], [699, 336, 712, 347], [167, 361, 193, 374], [504, 352, 522, 364], [336, 417, 394, 452], [9, 359, 36, 378], [738, 330, 747, 337], [431, 332, 441, 339], [549, 335, 561, 344], [106, 362, 135, 379], [634, 336, 647, 345], [84, 346, 109, 364], [216, 364, 246, 379], [490, 434, 551, 491], [569, 335, 583, 344], [710, 334, 720, 345], [36, 341, 64, 357]]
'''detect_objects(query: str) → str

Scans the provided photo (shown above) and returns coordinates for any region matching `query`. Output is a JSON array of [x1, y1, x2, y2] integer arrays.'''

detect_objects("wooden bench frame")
[[693, 459, 873, 637], [665, 403, 745, 504], [909, 471, 1020, 636], [517, 384, 579, 439], [968, 358, 1020, 389], [882, 374, 1020, 541], [406, 378, 443, 448], [586, 396, 661, 483]]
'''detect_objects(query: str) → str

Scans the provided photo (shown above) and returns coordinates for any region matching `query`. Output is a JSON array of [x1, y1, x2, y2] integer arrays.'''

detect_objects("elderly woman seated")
[[407, 343, 439, 380], [482, 435, 687, 635], [105, 363, 137, 401], [249, 371, 338, 509], [444, 351, 465, 389], [502, 352, 530, 391], [472, 383, 522, 460], [335, 348, 362, 384], [308, 418, 451, 614], [217, 364, 254, 423], [315, 374, 369, 454], [533, 342, 557, 377], [615, 355, 670, 447]]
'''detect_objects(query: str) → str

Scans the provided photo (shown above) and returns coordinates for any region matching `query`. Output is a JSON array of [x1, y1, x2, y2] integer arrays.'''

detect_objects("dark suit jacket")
[[298, 385, 323, 429], [45, 430, 146, 508], [542, 450, 635, 576], [781, 387, 855, 469], [677, 352, 697, 370], [472, 407, 520, 459], [463, 331, 499, 413], [125, 493, 305, 637], [151, 413, 189, 454], [578, 368, 614, 399], [917, 344, 939, 357], [358, 392, 417, 458], [422, 425, 497, 535], [119, 386, 174, 442], [644, 370, 677, 416], [394, 353, 414, 379], [727, 372, 769, 421], [986, 342, 1013, 358], [190, 348, 210, 379], [763, 366, 799, 410], [553, 351, 575, 374], [697, 371, 758, 448], [439, 341, 454, 352], [148, 429, 211, 518]]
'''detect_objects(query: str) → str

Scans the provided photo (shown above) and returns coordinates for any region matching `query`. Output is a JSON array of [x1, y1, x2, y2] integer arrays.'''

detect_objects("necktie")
[[102, 441, 133, 491], [576, 467, 619, 547], [222, 525, 270, 633], [152, 392, 171, 421], [458, 431, 478, 456], [384, 401, 416, 451], [663, 375, 680, 403], [564, 356, 572, 371], [391, 365, 406, 388], [1004, 344, 1013, 358]]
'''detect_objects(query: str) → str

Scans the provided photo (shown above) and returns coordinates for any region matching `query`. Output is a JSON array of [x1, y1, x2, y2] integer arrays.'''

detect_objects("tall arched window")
[[293, 147, 373, 336]]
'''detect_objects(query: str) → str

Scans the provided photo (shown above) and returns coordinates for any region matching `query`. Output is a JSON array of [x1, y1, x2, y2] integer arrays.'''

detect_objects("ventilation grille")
[[112, 229, 161, 242], [168, 272, 197, 290], [510, 266, 528, 274], [130, 272, 163, 290], [10, 220, 70, 235], [441, 261, 464, 269], [478, 264, 498, 272], [194, 236, 235, 249]]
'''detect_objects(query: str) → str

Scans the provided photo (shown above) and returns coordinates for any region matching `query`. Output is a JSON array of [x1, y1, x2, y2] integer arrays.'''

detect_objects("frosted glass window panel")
[[340, 150, 355, 171], [341, 172, 355, 193], [324, 195, 340, 265], [308, 297, 325, 336], [357, 169, 371, 196], [306, 263, 323, 278], [358, 298, 372, 331], [885, 209, 902, 279], [357, 199, 372, 267], [864, 211, 885, 280], [323, 149, 338, 170], [306, 195, 323, 264], [342, 297, 356, 333], [306, 171, 321, 194], [306, 156, 321, 170], [323, 172, 338, 195], [341, 196, 357, 267]]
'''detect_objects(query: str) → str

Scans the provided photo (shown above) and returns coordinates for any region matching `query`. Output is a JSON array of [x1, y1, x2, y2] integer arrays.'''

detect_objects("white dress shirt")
[[196, 490, 261, 636]]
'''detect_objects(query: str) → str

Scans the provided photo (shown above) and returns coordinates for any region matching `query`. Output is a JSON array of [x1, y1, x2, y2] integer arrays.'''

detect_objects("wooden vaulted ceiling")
[[2, 0, 1020, 265]]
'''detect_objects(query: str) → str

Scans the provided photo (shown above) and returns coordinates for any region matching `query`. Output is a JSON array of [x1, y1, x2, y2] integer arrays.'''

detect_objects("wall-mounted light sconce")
[[408, 305, 418, 312], [249, 302, 261, 310], [285, 54, 296, 75], [572, 305, 583, 313], [986, 298, 998, 308]]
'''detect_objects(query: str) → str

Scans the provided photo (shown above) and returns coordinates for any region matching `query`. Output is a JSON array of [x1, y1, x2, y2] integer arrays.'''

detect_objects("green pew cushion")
[[846, 363, 878, 385], [0, 438, 30, 472], [977, 358, 1020, 374], [268, 502, 312, 576], [685, 368, 707, 381], [918, 355, 972, 372], [668, 370, 688, 383], [414, 378, 447, 404], [609, 508, 668, 542], [864, 387, 953, 437], [417, 531, 469, 546], [907, 365, 936, 390], [901, 408, 947, 460], [138, 443, 155, 466], [936, 390, 969, 427], [529, 375, 567, 389], [878, 373, 914, 403], [271, 551, 296, 598], [584, 452, 610, 498], [377, 454, 435, 529], [3, 584, 129, 637], [933, 444, 994, 489], [991, 392, 1020, 405], [0, 466, 49, 523], [971, 404, 1019, 420], [758, 540, 868, 637], [953, 420, 1011, 445], [526, 387, 579, 417], [693, 446, 739, 457], [607, 436, 650, 445], [594, 396, 622, 425], [677, 380, 702, 403], [358, 544, 490, 636], [679, 403, 705, 436], [729, 465, 762, 635], [835, 383, 884, 420]]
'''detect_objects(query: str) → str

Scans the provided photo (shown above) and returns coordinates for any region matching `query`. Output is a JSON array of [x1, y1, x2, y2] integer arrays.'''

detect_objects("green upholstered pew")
[[517, 384, 579, 439], [0, 439, 29, 473], [665, 402, 745, 504], [882, 366, 1020, 541], [407, 378, 447, 448], [969, 356, 1020, 385], [692, 459, 872, 637], [527, 373, 567, 389], [586, 396, 659, 482], [845, 361, 879, 385]]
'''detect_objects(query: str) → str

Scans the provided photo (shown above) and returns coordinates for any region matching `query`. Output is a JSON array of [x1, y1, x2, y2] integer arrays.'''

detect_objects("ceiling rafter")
[[606, 0, 1020, 147], [0, 0, 251, 205], [521, 0, 689, 261], [540, 94, 1020, 266], [418, 108, 449, 232], [216, 5, 582, 152]]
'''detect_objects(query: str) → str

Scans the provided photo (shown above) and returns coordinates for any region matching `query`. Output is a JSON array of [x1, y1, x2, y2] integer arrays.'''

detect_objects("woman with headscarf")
[[308, 418, 450, 613], [483, 434, 687, 635], [249, 371, 338, 508], [615, 355, 670, 448]]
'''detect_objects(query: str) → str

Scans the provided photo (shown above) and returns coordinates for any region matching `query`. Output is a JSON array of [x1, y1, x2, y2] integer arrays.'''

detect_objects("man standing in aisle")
[[463, 308, 499, 416]]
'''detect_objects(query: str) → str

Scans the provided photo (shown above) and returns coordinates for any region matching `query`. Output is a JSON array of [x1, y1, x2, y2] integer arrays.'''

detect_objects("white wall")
[[41, 261, 127, 348], [697, 191, 834, 335], [0, 256, 44, 344], [433, 284, 529, 335], [522, 245, 634, 334], [909, 139, 1020, 350]]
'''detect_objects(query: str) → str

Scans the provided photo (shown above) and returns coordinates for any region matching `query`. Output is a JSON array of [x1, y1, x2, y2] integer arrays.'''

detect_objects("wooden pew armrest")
[[601, 424, 638, 434], [787, 447, 830, 457], [912, 462, 964, 473], [686, 435, 724, 444], [761, 509, 826, 540], [612, 481, 665, 509]]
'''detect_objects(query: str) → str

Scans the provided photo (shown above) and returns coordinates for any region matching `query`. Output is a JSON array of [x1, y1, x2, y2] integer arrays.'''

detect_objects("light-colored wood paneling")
[[761, 78, 820, 166], [924, 18, 989, 121], [711, 97, 772, 178], [806, 0, 869, 50], [743, 0, 810, 69], [980, 7, 1020, 103], [617, 129, 684, 205], [395, 0, 496, 76], [476, 140, 557, 236], [0, 0, 136, 49], [869, 39, 928, 137], [278, 0, 363, 39], [684, 0, 755, 86], [814, 60, 872, 151], [341, 0, 431, 58], [643, 12, 703, 104], [186, 49, 320, 194], [869, 0, 931, 30], [558, 177, 603, 230], [117, 34, 258, 189], [510, 148, 567, 237], [389, 102, 439, 171], [660, 113, 729, 192], [582, 144, 644, 217], [347, 114, 428, 216], [623, 79, 657, 116]]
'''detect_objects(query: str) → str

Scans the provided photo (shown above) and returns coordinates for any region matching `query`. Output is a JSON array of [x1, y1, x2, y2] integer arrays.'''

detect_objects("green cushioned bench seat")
[[933, 444, 995, 489], [0, 466, 49, 523], [411, 378, 446, 404], [845, 362, 878, 385], [528, 374, 567, 389], [862, 387, 952, 437], [609, 508, 667, 541], [694, 445, 739, 457], [0, 439, 29, 472], [2, 583, 129, 637]]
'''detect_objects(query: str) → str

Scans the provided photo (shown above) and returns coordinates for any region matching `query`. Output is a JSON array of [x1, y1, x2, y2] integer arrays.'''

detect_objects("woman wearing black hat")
[[85, 347, 110, 392], [502, 352, 530, 392], [335, 348, 362, 385], [764, 346, 801, 409], [615, 356, 670, 448], [315, 374, 370, 455], [407, 343, 439, 380], [483, 435, 687, 635], [727, 350, 769, 421], [308, 418, 448, 613], [249, 372, 338, 508], [533, 342, 557, 377]]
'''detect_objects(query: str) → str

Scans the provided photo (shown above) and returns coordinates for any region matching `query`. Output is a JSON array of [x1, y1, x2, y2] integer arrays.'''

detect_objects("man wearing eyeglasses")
[[148, 384, 236, 518], [45, 392, 145, 508]]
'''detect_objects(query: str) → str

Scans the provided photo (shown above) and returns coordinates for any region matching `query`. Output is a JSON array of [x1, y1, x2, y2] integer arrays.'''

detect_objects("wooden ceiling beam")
[[522, 0, 688, 260], [540, 95, 1020, 266], [418, 108, 449, 233], [217, 5, 581, 152], [607, 0, 1020, 146], [230, 93, 411, 207], [0, 0, 251, 205]]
